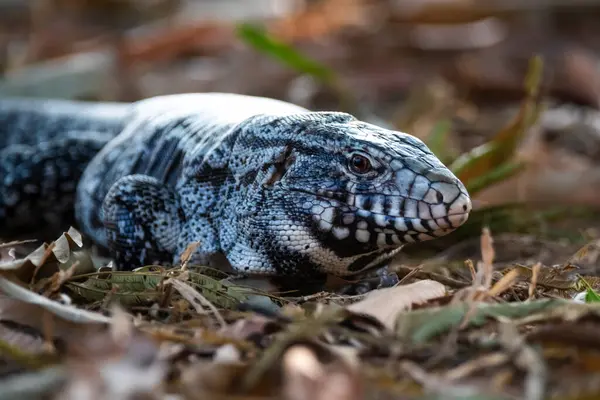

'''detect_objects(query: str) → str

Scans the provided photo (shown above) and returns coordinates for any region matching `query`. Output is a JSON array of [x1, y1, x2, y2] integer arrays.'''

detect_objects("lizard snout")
[[422, 167, 471, 230], [434, 191, 471, 231]]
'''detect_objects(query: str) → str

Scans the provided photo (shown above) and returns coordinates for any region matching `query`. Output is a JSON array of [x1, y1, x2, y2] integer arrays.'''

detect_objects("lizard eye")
[[349, 154, 372, 174]]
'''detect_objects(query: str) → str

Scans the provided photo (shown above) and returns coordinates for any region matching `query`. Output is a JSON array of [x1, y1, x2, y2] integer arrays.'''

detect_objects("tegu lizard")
[[0, 93, 471, 277]]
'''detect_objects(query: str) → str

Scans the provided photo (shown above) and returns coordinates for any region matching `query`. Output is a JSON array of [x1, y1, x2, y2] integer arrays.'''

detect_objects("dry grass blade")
[[346, 280, 446, 330], [480, 227, 495, 290], [453, 228, 498, 307], [488, 268, 520, 297], [0, 239, 37, 249], [400, 360, 481, 398], [444, 352, 510, 382], [165, 277, 226, 328], [528, 262, 541, 300], [449, 55, 543, 194]]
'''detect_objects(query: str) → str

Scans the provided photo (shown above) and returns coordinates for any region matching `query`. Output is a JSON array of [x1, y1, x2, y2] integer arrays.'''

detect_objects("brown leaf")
[[346, 280, 446, 330], [0, 276, 109, 340], [179, 241, 201, 269]]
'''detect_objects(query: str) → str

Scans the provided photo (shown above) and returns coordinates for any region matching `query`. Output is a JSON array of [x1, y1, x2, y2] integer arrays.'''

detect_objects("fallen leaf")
[[346, 280, 446, 330], [0, 276, 109, 340]]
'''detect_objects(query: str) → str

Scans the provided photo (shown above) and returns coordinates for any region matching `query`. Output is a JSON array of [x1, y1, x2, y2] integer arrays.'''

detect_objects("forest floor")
[[3, 1, 600, 399]]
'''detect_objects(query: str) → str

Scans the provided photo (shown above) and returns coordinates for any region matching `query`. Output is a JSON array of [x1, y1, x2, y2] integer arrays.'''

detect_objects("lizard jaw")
[[299, 188, 472, 247], [311, 203, 470, 248]]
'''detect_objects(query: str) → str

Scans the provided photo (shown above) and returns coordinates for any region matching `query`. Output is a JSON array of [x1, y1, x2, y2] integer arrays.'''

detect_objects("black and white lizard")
[[0, 93, 471, 277]]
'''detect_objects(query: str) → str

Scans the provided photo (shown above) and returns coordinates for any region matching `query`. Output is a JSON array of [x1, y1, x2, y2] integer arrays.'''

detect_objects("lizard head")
[[231, 112, 472, 276]]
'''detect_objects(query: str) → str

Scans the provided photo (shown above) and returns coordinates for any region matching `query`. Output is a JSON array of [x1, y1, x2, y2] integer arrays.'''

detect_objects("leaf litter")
[[1, 224, 600, 399], [4, 3, 600, 397]]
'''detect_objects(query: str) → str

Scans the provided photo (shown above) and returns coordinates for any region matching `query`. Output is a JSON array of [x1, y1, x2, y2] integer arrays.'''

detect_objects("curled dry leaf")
[[0, 367, 67, 399], [0, 277, 109, 324], [346, 280, 446, 330], [0, 228, 92, 285], [52, 228, 83, 264]]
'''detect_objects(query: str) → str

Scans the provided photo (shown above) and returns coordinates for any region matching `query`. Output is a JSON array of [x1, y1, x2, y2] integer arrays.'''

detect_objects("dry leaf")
[[0, 276, 109, 340], [179, 241, 201, 269], [165, 277, 226, 328], [346, 280, 446, 330]]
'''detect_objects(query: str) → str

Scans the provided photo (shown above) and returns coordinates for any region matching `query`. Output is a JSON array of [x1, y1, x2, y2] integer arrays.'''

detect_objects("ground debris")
[[1, 228, 600, 399], [4, 1, 600, 397]]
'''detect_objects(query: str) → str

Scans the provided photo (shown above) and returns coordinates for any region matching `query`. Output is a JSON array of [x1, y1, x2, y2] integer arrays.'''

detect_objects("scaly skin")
[[0, 93, 472, 277]]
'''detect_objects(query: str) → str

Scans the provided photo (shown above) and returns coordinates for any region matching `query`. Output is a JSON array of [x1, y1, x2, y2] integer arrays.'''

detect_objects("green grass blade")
[[236, 24, 335, 84]]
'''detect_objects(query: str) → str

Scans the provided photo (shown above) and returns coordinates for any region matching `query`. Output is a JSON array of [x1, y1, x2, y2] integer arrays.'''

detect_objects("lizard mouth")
[[297, 188, 471, 246], [314, 204, 469, 247]]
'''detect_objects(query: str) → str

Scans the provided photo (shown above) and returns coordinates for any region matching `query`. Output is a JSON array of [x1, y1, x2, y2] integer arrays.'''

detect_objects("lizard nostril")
[[436, 191, 444, 204]]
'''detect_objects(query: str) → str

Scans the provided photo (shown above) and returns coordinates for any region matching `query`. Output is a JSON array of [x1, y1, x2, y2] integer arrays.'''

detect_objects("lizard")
[[0, 92, 472, 278]]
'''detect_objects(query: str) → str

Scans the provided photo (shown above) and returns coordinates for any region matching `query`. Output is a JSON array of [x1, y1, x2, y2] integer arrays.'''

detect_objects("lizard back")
[[75, 93, 309, 247]]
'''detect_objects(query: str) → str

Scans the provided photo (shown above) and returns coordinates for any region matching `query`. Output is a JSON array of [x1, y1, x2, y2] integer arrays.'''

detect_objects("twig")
[[444, 352, 510, 382], [0, 239, 38, 249], [400, 360, 482, 398]]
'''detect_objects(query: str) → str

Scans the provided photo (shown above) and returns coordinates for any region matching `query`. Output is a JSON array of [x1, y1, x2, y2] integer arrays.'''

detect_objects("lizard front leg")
[[102, 174, 183, 270]]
